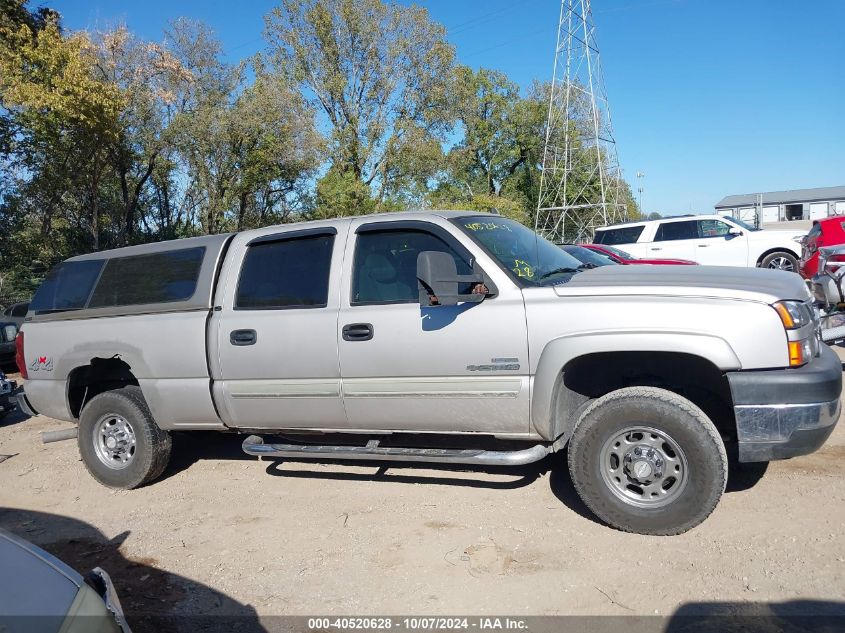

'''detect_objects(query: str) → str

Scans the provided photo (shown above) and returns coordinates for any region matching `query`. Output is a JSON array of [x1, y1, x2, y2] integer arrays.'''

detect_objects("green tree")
[[429, 70, 547, 225], [263, 0, 455, 210], [0, 8, 124, 258]]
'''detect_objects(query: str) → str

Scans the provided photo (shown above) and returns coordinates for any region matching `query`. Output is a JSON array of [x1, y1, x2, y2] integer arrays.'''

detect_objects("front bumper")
[[727, 345, 842, 462]]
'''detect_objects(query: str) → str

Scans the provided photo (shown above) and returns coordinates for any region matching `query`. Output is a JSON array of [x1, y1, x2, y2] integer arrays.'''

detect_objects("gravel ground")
[[1, 353, 844, 631]]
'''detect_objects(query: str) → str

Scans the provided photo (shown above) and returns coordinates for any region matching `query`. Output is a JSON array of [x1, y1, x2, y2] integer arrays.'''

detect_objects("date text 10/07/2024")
[[307, 618, 528, 630]]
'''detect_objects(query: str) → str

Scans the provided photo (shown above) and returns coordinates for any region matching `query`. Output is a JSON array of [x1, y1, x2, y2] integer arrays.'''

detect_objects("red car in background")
[[799, 217, 845, 279], [583, 243, 699, 266]]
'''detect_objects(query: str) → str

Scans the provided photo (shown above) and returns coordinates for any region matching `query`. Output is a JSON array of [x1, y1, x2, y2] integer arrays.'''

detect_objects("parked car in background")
[[799, 217, 845, 279], [593, 215, 805, 271], [2, 302, 29, 329], [0, 370, 16, 419], [582, 243, 698, 266], [0, 528, 131, 632], [0, 322, 17, 367], [560, 244, 618, 268]]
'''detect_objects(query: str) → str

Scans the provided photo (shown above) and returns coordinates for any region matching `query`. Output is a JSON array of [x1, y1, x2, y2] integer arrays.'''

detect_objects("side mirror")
[[2, 324, 16, 342], [728, 227, 743, 237], [417, 251, 485, 307]]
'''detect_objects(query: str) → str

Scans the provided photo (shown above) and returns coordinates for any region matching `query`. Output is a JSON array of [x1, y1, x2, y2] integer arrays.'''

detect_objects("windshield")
[[600, 244, 635, 260], [561, 245, 618, 267], [456, 217, 585, 285], [727, 217, 761, 232]]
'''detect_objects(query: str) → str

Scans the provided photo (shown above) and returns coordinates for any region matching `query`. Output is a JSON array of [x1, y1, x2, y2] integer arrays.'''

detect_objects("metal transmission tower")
[[535, 0, 626, 244]]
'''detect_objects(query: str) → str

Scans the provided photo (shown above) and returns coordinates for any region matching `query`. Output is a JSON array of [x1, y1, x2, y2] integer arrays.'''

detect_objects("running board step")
[[242, 435, 551, 466]]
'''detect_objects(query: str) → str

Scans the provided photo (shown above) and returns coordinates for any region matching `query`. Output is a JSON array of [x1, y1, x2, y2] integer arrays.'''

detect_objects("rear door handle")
[[698, 244, 709, 248], [230, 329, 257, 346], [650, 247, 662, 251], [342, 323, 374, 342]]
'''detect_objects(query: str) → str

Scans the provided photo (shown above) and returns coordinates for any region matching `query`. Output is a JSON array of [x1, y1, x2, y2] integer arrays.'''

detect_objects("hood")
[[556, 264, 811, 303], [747, 228, 805, 242]]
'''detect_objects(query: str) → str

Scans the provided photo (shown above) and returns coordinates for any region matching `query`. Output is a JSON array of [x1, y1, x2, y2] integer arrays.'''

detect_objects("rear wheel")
[[78, 386, 171, 489], [567, 387, 727, 535], [761, 251, 799, 272]]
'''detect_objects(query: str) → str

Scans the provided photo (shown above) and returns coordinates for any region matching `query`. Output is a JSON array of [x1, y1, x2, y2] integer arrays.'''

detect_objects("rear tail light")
[[15, 331, 27, 379]]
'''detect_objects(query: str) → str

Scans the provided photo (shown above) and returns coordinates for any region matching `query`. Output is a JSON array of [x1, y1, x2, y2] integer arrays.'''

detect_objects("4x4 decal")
[[29, 356, 53, 372]]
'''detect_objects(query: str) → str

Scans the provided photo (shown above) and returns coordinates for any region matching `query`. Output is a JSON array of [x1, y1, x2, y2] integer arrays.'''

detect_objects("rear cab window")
[[593, 226, 645, 245]]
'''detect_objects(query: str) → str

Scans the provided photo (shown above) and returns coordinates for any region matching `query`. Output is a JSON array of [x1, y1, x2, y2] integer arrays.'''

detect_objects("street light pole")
[[636, 171, 645, 214]]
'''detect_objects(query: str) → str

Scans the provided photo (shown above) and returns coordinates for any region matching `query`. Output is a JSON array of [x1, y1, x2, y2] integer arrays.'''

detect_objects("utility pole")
[[535, 0, 625, 244], [636, 171, 645, 214]]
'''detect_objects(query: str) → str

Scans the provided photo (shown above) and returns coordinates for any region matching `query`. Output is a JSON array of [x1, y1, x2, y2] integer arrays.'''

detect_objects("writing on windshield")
[[458, 217, 584, 285]]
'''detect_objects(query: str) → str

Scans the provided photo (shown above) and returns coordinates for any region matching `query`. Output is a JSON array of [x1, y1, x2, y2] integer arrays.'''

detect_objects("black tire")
[[78, 386, 171, 489], [567, 387, 727, 536], [760, 251, 799, 272]]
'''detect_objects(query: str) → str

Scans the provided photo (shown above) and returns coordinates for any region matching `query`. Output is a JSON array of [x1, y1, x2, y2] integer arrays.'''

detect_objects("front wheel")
[[78, 386, 172, 489], [760, 251, 799, 272], [567, 387, 727, 535]]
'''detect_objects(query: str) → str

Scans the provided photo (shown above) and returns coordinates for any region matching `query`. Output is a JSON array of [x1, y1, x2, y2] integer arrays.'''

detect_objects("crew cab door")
[[209, 225, 347, 429], [647, 220, 698, 260], [690, 218, 748, 266], [337, 219, 530, 434]]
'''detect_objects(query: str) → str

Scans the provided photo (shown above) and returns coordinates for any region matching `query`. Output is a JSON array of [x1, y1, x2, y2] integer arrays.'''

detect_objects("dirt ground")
[[1, 351, 844, 631]]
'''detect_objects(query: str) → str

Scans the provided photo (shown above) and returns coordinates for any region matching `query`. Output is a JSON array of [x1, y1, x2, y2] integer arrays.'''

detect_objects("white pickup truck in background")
[[593, 214, 805, 271]]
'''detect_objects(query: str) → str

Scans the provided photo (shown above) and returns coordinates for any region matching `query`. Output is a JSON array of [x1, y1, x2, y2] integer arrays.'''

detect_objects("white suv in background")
[[593, 215, 805, 271]]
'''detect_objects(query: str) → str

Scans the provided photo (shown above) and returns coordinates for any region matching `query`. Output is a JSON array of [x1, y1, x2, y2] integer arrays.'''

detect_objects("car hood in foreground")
[[555, 264, 811, 303]]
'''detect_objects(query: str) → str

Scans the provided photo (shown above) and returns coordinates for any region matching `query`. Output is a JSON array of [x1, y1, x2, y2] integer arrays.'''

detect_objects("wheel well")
[[756, 246, 799, 266], [67, 357, 139, 419], [554, 351, 736, 440]]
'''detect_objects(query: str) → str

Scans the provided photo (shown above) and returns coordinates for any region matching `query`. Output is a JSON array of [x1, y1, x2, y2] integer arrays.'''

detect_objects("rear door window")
[[88, 247, 205, 308], [30, 260, 105, 314], [655, 221, 699, 241], [593, 226, 644, 245], [236, 234, 334, 309]]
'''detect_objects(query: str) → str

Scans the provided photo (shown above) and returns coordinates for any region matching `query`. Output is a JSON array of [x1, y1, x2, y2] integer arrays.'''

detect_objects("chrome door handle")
[[650, 247, 662, 251]]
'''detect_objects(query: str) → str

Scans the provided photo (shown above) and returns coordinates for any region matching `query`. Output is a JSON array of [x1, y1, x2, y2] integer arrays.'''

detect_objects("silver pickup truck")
[[15, 212, 841, 535]]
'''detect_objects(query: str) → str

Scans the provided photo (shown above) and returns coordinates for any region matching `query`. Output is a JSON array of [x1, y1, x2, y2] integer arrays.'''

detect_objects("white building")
[[714, 186, 845, 226]]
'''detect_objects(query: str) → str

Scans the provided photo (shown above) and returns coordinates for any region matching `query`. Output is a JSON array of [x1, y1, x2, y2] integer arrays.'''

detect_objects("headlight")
[[773, 300, 812, 329], [773, 300, 818, 367]]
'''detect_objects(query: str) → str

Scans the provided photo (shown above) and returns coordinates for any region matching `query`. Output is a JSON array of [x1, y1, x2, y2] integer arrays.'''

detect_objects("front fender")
[[530, 330, 742, 440]]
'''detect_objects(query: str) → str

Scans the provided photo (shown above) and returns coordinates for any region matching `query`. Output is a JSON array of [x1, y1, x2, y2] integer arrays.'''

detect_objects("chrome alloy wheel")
[[599, 426, 688, 508], [766, 256, 794, 271], [93, 414, 137, 469]]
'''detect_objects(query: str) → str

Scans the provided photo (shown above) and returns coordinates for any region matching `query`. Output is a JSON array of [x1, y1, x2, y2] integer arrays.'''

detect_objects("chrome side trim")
[[229, 379, 341, 399], [242, 436, 550, 466], [343, 377, 522, 399], [734, 398, 841, 443]]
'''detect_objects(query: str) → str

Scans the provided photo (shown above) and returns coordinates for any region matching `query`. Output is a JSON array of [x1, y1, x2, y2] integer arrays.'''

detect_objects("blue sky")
[[48, 0, 845, 215]]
